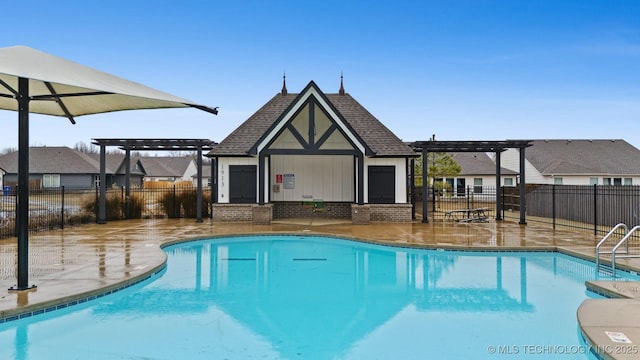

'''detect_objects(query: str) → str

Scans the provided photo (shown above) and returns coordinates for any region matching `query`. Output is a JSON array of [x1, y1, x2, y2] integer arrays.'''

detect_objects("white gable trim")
[[256, 87, 366, 154]]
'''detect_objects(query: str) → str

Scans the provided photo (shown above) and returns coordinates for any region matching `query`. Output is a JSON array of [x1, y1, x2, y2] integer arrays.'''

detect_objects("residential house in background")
[[139, 156, 197, 183], [0, 147, 147, 189], [191, 164, 212, 187], [441, 152, 518, 196], [87, 153, 146, 188], [500, 139, 640, 185]]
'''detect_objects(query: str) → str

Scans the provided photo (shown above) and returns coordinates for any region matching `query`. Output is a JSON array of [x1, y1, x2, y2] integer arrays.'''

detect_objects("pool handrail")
[[595, 223, 628, 273], [611, 225, 640, 277]]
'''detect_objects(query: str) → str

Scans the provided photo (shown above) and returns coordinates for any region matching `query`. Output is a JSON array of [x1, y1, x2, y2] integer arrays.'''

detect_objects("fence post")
[[431, 185, 436, 213], [61, 186, 65, 230], [552, 184, 556, 230], [14, 185, 19, 236], [173, 185, 178, 218], [593, 184, 598, 235], [467, 185, 471, 209]]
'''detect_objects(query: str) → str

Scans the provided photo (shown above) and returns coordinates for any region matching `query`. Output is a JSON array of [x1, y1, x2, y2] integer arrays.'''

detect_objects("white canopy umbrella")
[[0, 45, 218, 290]]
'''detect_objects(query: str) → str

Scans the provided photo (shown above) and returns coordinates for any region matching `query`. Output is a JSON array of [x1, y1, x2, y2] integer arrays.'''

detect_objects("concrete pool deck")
[[1, 218, 639, 359]]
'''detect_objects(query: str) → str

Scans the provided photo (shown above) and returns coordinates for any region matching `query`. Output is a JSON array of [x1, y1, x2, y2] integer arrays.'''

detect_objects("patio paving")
[[0, 218, 639, 359]]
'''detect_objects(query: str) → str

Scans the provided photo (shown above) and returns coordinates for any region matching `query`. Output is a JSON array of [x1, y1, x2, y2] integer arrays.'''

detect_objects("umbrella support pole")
[[13, 77, 36, 291]]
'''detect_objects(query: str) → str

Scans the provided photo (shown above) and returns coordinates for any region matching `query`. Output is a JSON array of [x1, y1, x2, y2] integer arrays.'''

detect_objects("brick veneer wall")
[[211, 204, 253, 222], [351, 204, 370, 224], [272, 202, 351, 219], [213, 202, 413, 223], [369, 204, 413, 222], [252, 204, 273, 225]]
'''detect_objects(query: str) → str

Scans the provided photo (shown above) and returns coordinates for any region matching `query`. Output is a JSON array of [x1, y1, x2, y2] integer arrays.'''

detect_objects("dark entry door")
[[368, 166, 395, 204], [229, 165, 257, 203]]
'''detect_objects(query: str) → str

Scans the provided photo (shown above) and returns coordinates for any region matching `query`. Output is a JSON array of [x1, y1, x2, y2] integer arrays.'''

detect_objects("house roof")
[[138, 156, 194, 177], [85, 153, 145, 176], [453, 152, 518, 176], [191, 165, 212, 178], [0, 147, 198, 178], [209, 81, 416, 157], [526, 139, 640, 175], [0, 146, 109, 174]]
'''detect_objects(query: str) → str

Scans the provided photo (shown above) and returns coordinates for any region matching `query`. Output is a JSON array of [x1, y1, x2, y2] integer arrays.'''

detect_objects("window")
[[504, 178, 514, 186], [624, 178, 633, 185], [603, 177, 624, 186], [553, 177, 563, 185], [589, 178, 598, 185], [473, 178, 483, 193], [43, 174, 60, 188]]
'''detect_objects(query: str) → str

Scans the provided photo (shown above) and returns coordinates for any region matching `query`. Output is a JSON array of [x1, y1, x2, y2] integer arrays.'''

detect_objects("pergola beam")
[[409, 140, 532, 224], [92, 138, 217, 224]]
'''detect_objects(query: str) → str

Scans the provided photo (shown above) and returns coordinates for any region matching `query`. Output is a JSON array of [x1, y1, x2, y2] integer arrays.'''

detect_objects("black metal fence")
[[503, 184, 640, 235], [417, 185, 499, 222], [3, 183, 639, 239], [0, 185, 211, 239], [419, 184, 640, 235]]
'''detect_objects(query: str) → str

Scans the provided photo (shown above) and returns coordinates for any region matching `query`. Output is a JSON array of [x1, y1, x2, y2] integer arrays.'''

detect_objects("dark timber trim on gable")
[[249, 81, 373, 157], [260, 96, 363, 156]]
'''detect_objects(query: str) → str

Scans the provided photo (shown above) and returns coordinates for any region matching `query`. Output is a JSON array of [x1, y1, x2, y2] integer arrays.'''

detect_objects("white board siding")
[[217, 157, 259, 203], [501, 148, 546, 184], [270, 155, 354, 202], [364, 158, 408, 204], [182, 160, 198, 182]]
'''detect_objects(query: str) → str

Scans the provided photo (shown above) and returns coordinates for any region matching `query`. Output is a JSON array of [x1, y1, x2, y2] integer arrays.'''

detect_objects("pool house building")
[[208, 80, 417, 224]]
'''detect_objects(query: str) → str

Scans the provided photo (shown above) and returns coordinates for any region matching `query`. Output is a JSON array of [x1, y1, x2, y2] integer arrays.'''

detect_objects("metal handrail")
[[611, 225, 640, 277], [595, 223, 628, 272]]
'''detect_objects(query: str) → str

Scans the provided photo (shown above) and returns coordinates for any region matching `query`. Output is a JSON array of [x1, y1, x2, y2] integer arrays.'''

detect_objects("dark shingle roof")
[[526, 139, 640, 175], [0, 147, 108, 174], [453, 152, 518, 175], [209, 82, 415, 157], [138, 157, 193, 177], [86, 153, 142, 175]]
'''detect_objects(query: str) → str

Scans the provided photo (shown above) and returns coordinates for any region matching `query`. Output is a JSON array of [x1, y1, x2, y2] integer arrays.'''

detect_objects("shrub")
[[179, 190, 210, 218], [82, 191, 124, 221], [126, 193, 145, 219], [159, 190, 180, 218], [159, 188, 210, 218]]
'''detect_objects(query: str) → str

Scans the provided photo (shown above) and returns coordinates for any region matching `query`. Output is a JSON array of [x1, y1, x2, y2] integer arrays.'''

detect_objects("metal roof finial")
[[339, 72, 345, 95], [281, 71, 288, 95]]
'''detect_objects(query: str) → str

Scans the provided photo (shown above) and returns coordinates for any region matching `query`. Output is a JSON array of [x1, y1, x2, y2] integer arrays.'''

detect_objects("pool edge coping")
[[2, 229, 640, 359]]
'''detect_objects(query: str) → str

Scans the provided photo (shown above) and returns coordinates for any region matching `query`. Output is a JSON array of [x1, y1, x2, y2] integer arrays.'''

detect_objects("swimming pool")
[[0, 235, 636, 359]]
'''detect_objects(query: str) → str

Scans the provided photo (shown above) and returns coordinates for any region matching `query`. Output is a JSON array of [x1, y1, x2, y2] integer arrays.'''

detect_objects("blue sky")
[[1, 0, 639, 151]]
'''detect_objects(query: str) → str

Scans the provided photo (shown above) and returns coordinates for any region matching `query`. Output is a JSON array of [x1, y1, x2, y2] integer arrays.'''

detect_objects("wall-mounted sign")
[[283, 173, 295, 189]]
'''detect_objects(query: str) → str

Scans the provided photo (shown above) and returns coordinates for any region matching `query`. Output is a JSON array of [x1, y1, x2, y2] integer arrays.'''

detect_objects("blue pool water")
[[1, 235, 637, 359]]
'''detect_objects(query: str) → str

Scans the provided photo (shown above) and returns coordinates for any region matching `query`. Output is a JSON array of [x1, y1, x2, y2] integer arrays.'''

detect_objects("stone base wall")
[[369, 204, 413, 222], [211, 204, 253, 222], [272, 202, 351, 219]]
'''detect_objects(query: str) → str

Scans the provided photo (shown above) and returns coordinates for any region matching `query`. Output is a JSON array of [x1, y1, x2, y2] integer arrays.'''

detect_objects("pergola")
[[92, 138, 217, 223], [409, 140, 533, 224]]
